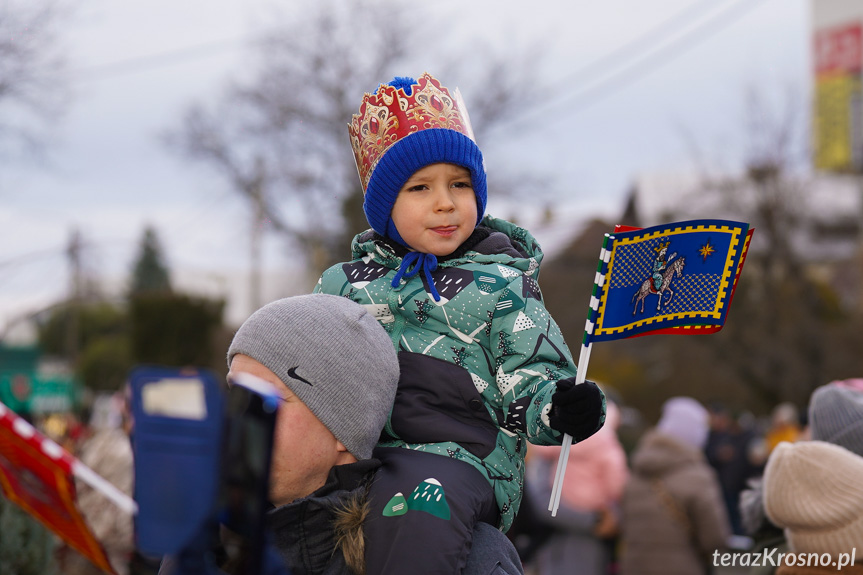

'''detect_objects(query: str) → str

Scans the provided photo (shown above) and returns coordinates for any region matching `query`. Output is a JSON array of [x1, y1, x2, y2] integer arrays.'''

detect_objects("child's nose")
[[432, 187, 456, 211]]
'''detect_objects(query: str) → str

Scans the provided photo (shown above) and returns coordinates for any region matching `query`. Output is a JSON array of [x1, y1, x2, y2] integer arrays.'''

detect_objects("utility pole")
[[247, 157, 267, 315], [65, 228, 82, 365], [249, 191, 264, 314]]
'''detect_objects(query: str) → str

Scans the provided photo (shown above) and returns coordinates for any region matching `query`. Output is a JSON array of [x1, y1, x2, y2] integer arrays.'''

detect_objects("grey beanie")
[[227, 294, 399, 460], [809, 381, 863, 457]]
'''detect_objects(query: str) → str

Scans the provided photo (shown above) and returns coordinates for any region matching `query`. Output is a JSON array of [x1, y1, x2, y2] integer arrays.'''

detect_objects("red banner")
[[814, 23, 862, 75], [0, 402, 115, 574]]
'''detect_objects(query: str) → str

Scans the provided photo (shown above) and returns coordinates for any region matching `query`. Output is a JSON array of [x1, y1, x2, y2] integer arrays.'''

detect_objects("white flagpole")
[[5, 402, 139, 515], [548, 341, 592, 515], [548, 236, 611, 516], [0, 402, 138, 515], [72, 460, 138, 515]]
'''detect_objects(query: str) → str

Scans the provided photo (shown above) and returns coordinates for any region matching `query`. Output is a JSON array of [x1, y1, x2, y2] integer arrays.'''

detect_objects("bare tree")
[[551, 85, 863, 417], [684, 86, 862, 408], [166, 0, 548, 293], [0, 0, 69, 162]]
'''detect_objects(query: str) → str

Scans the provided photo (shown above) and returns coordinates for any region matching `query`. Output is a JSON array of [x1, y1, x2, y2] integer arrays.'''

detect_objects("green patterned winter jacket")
[[315, 215, 579, 531]]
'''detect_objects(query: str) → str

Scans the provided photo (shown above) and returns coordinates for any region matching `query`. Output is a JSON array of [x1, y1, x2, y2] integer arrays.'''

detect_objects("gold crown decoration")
[[654, 240, 671, 253], [348, 73, 475, 193]]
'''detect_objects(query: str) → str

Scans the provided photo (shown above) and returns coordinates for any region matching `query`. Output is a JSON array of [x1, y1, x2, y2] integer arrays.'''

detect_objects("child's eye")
[[406, 184, 427, 192], [452, 181, 472, 189]]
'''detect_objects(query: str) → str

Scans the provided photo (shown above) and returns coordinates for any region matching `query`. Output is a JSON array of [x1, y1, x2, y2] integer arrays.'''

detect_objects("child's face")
[[391, 163, 478, 256]]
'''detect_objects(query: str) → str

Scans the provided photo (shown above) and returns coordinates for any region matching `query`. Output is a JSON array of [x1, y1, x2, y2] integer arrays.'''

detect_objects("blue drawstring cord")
[[391, 251, 441, 302]]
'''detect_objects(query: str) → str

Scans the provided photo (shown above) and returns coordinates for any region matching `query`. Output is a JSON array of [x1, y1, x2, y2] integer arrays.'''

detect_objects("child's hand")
[[548, 379, 605, 441]]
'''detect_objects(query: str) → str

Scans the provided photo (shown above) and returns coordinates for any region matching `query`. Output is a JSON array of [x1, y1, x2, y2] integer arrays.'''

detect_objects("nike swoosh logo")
[[287, 366, 313, 386]]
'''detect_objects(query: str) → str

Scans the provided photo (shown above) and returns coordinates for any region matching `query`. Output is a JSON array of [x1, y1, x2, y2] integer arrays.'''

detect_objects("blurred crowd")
[[5, 378, 862, 575], [509, 379, 863, 575], [26, 392, 137, 575]]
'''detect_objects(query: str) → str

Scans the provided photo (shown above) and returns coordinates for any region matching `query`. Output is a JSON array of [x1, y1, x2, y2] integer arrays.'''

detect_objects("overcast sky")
[[0, 0, 811, 336]]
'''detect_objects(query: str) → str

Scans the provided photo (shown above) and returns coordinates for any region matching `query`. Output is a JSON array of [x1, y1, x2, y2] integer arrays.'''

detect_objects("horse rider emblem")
[[652, 242, 675, 290], [632, 241, 686, 314]]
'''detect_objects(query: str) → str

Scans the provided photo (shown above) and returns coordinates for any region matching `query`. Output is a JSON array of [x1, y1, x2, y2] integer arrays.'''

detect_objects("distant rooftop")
[[622, 169, 863, 261]]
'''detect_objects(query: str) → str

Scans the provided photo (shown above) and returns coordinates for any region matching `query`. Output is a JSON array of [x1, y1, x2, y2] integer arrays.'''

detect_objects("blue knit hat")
[[348, 73, 487, 247]]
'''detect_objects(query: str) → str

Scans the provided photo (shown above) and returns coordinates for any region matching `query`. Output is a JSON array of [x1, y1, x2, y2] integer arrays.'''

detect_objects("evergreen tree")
[[129, 294, 225, 369], [0, 495, 58, 575], [36, 302, 132, 392], [129, 226, 171, 296]]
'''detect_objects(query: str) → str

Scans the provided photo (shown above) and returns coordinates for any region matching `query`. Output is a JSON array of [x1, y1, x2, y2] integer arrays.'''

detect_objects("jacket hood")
[[350, 214, 544, 275], [631, 428, 706, 478], [267, 459, 377, 575]]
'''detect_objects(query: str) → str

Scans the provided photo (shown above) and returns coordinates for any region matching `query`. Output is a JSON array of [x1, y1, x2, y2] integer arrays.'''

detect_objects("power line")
[[496, 0, 770, 131], [67, 0, 770, 126], [556, 0, 737, 87], [0, 236, 133, 278], [71, 1, 741, 88], [72, 36, 249, 82], [0, 246, 65, 269]]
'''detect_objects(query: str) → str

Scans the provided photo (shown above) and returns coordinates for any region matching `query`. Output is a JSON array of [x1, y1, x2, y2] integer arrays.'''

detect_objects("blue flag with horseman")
[[551, 218, 753, 516], [585, 219, 753, 344]]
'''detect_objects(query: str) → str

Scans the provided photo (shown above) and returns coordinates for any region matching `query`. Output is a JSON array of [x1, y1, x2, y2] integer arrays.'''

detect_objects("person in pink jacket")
[[527, 399, 629, 575]]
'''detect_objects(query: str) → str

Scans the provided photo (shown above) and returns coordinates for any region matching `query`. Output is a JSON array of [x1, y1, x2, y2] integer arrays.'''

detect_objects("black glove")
[[548, 379, 606, 442]]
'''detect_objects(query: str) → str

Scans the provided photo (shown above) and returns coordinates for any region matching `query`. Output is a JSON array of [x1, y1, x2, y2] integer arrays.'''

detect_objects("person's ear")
[[335, 440, 357, 464]]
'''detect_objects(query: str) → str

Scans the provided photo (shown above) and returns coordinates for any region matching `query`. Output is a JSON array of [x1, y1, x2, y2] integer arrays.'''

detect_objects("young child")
[[315, 73, 605, 574]]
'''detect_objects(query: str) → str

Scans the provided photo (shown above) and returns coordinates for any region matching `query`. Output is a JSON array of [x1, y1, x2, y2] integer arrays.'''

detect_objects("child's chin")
[[425, 242, 458, 257]]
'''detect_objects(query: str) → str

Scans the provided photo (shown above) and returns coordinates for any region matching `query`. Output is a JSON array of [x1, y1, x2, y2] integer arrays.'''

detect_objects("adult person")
[[762, 441, 863, 573], [160, 294, 525, 575], [66, 392, 135, 575], [619, 397, 730, 575], [704, 402, 760, 536], [526, 398, 628, 575], [741, 379, 863, 575]]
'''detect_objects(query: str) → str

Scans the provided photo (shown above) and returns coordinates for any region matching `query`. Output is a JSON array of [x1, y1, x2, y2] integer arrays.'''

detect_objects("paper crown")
[[348, 73, 476, 193]]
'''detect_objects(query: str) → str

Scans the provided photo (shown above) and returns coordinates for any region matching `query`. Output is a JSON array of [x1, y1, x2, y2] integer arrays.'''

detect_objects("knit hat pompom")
[[385, 76, 416, 95], [763, 440, 863, 558], [227, 294, 399, 460]]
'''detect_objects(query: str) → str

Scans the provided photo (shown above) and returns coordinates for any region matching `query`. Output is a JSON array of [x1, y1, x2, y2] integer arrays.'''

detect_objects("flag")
[[552, 218, 753, 517], [585, 219, 753, 344], [0, 401, 116, 574]]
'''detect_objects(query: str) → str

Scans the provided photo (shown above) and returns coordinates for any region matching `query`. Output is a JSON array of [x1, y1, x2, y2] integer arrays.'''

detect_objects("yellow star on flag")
[[699, 240, 715, 261]]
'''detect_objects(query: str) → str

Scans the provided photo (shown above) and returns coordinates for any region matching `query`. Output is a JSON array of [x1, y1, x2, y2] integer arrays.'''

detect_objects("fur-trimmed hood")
[[267, 459, 378, 575]]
